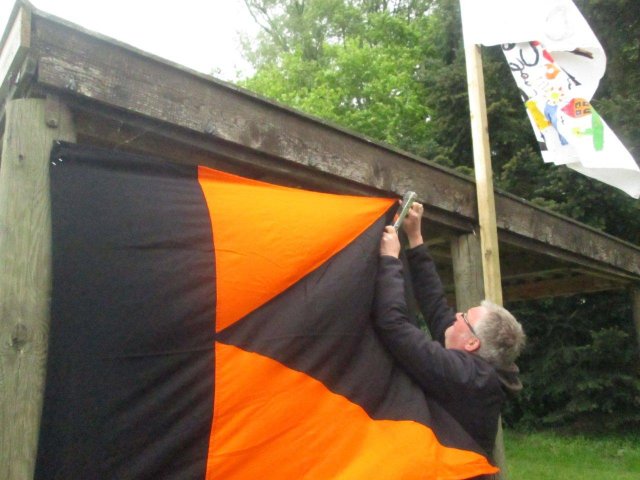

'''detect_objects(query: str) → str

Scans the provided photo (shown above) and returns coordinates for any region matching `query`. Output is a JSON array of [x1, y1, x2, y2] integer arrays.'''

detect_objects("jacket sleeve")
[[374, 256, 489, 400], [405, 244, 456, 344]]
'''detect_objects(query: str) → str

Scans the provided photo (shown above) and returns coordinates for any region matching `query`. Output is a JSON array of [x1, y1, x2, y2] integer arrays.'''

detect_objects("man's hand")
[[402, 202, 424, 248], [380, 226, 401, 258]]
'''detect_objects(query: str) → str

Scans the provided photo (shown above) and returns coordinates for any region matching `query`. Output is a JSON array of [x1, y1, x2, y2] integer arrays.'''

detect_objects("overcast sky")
[[0, 0, 260, 80]]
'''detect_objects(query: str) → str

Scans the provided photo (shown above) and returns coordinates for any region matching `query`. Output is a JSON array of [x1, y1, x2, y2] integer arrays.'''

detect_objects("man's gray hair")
[[474, 300, 526, 368]]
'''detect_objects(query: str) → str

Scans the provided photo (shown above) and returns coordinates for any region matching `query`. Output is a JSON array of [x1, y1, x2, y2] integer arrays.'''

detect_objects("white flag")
[[460, 0, 640, 198]]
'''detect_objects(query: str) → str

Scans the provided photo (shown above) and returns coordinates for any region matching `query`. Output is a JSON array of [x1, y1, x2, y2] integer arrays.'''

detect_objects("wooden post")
[[0, 97, 76, 480], [451, 233, 485, 311], [451, 233, 506, 477]]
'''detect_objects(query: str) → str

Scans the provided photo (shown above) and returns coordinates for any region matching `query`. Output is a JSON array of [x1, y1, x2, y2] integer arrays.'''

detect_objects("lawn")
[[503, 429, 640, 479]]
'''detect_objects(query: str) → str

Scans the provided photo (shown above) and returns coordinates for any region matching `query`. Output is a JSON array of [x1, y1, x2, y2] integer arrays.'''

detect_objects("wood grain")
[[0, 97, 75, 480]]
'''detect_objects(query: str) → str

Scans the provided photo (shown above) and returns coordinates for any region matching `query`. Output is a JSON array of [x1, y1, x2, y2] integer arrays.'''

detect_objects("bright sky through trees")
[[0, 0, 259, 80]]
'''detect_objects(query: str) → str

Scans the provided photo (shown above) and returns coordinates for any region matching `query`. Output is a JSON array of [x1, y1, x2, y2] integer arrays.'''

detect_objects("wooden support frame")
[[0, 96, 76, 479]]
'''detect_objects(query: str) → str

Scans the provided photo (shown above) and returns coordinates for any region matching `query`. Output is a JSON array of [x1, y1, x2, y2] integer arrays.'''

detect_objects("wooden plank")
[[502, 268, 574, 283], [495, 197, 639, 276], [72, 106, 387, 196], [0, 96, 76, 480], [504, 275, 628, 303]]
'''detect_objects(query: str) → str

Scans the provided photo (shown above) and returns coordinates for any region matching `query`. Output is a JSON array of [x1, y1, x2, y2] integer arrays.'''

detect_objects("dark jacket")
[[373, 244, 522, 457]]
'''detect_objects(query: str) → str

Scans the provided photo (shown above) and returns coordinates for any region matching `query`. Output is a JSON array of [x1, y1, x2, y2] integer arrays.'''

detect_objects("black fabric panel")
[[37, 143, 216, 479], [217, 215, 482, 456]]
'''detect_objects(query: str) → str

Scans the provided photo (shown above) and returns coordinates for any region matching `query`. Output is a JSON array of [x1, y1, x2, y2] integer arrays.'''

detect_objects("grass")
[[503, 429, 640, 480]]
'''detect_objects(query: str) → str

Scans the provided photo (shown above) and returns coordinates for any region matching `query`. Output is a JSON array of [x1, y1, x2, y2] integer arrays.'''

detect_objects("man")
[[374, 202, 526, 458]]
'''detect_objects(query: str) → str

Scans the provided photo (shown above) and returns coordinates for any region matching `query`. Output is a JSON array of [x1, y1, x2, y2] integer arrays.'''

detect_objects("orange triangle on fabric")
[[206, 343, 498, 479], [197, 166, 395, 332]]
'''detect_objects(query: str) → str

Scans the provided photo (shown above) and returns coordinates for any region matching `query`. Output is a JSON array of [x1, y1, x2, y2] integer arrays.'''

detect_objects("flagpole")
[[462, 33, 508, 480], [462, 42, 503, 306]]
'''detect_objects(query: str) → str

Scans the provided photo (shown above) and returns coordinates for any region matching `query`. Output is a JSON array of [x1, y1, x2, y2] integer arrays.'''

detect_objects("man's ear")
[[464, 337, 481, 353]]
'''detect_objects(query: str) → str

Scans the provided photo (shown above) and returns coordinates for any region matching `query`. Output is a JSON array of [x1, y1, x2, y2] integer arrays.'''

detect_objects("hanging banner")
[[460, 0, 640, 197]]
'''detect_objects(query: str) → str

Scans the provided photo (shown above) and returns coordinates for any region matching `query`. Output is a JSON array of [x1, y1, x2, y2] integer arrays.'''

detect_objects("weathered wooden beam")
[[0, 96, 76, 479], [496, 197, 640, 275], [498, 230, 638, 282], [504, 274, 629, 303], [71, 106, 387, 196]]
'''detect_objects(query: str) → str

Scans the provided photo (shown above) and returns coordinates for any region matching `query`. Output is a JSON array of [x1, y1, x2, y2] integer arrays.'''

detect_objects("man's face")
[[444, 305, 486, 350]]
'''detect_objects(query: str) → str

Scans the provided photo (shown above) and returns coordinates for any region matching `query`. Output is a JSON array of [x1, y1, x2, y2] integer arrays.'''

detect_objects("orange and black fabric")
[[36, 142, 498, 479]]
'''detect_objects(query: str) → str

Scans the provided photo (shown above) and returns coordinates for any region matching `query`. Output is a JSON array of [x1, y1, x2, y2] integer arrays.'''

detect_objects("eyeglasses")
[[461, 311, 477, 337]]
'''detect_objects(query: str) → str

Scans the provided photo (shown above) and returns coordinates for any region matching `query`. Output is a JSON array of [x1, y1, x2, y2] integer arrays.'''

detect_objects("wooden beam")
[[71, 106, 387, 197], [496, 202, 639, 279], [0, 96, 76, 479], [500, 229, 638, 282], [504, 274, 628, 303]]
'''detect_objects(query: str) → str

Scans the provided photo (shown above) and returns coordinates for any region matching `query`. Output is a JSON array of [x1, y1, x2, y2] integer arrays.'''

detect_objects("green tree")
[[241, 0, 440, 157]]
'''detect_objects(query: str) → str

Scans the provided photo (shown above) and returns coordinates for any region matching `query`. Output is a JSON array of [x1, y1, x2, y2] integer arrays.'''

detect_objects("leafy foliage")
[[241, 1, 441, 157], [238, 0, 640, 433], [505, 292, 640, 433]]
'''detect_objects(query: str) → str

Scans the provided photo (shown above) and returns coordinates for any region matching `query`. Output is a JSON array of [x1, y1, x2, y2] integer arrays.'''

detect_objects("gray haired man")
[[374, 202, 526, 458]]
